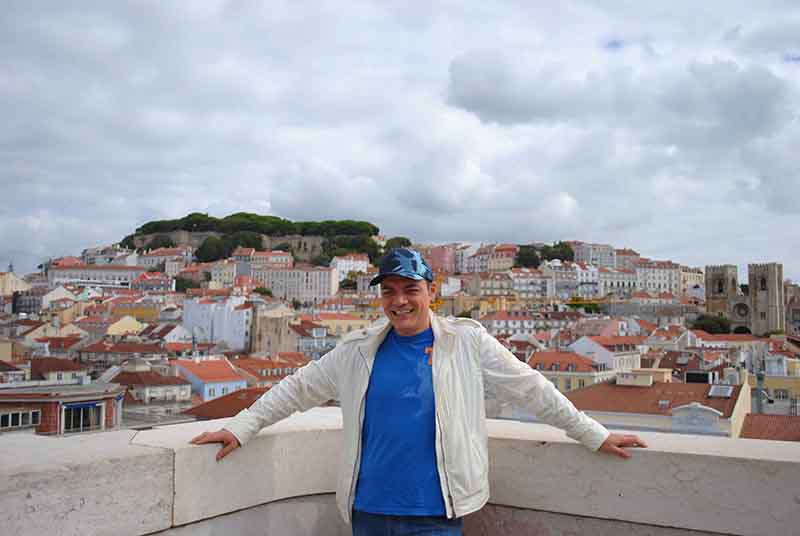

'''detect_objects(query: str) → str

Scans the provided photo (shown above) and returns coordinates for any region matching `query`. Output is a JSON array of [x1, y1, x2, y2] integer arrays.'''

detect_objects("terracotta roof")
[[589, 335, 646, 347], [81, 341, 163, 354], [183, 387, 270, 419], [741, 414, 800, 442], [0, 361, 20, 372], [637, 319, 658, 334], [34, 335, 84, 350], [273, 352, 312, 367], [232, 357, 303, 380], [481, 311, 535, 321], [566, 382, 742, 417], [50, 264, 147, 271], [111, 370, 190, 387], [526, 351, 598, 373], [175, 359, 244, 383], [29, 357, 86, 379], [693, 331, 760, 342]]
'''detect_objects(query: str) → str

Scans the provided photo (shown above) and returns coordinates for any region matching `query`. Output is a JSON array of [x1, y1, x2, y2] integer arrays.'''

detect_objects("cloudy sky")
[[2, 1, 799, 279]]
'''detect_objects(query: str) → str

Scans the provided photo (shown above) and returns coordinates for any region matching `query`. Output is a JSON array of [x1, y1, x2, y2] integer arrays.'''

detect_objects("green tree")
[[196, 236, 225, 262], [291, 298, 302, 310], [175, 276, 200, 293], [384, 236, 412, 251], [120, 234, 137, 250], [146, 235, 176, 250], [340, 278, 357, 290], [311, 254, 332, 266], [254, 287, 273, 297], [691, 314, 731, 334], [539, 241, 574, 262], [514, 245, 541, 268]]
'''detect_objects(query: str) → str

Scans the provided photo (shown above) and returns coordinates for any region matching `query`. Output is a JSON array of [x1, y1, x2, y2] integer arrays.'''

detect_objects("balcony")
[[2, 407, 798, 535]]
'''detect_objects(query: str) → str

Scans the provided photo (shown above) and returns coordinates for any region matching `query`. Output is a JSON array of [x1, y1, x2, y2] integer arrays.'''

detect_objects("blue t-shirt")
[[353, 327, 446, 516]]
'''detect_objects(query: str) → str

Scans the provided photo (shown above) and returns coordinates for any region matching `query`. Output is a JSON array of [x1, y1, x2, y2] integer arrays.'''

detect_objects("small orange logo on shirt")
[[424, 347, 433, 365]]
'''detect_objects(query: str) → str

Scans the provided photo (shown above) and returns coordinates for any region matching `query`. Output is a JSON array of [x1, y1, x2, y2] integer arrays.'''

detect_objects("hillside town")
[[1, 234, 799, 443]]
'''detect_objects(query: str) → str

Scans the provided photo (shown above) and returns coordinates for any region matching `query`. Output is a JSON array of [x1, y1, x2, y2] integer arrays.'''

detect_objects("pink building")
[[427, 245, 457, 273]]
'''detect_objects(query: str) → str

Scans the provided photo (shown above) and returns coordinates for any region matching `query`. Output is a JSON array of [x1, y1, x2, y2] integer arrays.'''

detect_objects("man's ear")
[[428, 281, 437, 295]]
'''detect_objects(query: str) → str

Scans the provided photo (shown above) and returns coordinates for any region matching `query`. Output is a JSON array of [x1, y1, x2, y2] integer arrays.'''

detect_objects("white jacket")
[[224, 313, 609, 523]]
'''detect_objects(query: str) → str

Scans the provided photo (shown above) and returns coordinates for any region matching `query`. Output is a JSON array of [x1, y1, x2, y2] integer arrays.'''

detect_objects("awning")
[[63, 401, 99, 410]]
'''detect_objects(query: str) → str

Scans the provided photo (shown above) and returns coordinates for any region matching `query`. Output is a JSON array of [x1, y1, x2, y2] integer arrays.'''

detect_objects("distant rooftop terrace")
[[2, 407, 799, 535]]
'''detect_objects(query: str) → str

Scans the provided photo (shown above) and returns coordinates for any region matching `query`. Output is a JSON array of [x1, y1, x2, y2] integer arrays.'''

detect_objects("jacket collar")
[[355, 310, 455, 358]]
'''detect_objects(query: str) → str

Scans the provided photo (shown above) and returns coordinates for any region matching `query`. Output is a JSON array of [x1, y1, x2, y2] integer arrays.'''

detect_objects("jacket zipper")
[[432, 343, 456, 518], [348, 347, 371, 516]]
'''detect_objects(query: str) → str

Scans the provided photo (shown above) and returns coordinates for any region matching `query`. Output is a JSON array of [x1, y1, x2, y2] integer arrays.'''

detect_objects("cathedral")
[[705, 263, 786, 336]]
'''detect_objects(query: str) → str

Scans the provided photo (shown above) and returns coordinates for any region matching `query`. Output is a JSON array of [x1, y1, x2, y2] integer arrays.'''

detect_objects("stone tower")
[[705, 265, 739, 317], [748, 263, 785, 336]]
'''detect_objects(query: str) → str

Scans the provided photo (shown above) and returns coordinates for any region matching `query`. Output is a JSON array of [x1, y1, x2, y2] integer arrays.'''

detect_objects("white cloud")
[[1, 2, 799, 280]]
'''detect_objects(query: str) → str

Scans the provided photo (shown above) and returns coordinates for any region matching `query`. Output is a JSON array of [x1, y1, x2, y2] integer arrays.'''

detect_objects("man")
[[191, 248, 646, 535]]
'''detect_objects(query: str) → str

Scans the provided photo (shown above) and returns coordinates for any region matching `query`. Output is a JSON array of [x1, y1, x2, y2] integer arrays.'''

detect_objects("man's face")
[[379, 276, 434, 337]]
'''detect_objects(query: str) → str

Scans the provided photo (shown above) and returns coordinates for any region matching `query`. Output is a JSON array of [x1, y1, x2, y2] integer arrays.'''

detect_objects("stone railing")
[[2, 407, 799, 536]]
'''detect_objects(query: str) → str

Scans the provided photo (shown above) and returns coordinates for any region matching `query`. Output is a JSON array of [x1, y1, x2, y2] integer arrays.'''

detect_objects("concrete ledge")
[[132, 407, 343, 526], [151, 493, 349, 536], [3, 408, 800, 536], [0, 429, 173, 536]]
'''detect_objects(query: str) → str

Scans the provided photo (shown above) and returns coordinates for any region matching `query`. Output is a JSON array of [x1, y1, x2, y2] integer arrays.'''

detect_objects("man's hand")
[[189, 429, 241, 462], [598, 433, 648, 459]]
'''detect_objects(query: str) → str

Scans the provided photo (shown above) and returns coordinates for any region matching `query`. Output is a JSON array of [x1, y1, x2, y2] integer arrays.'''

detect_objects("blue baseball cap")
[[370, 247, 434, 286]]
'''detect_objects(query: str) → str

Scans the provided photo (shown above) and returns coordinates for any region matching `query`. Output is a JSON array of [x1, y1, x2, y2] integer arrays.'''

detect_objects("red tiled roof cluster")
[[566, 382, 742, 417], [29, 357, 86, 379], [183, 387, 270, 419], [81, 341, 163, 354], [741, 414, 800, 441], [526, 351, 598, 373], [111, 370, 190, 387], [175, 359, 244, 383]]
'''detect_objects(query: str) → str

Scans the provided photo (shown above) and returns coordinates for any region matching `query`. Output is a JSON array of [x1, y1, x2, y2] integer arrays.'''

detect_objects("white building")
[[540, 260, 579, 300], [574, 262, 600, 298], [182, 296, 253, 352], [598, 267, 637, 298], [568, 335, 646, 372], [47, 264, 147, 289], [139, 247, 193, 272], [454, 244, 476, 274], [330, 253, 370, 282], [210, 260, 237, 288], [569, 241, 616, 268], [635, 259, 681, 294], [509, 268, 553, 299], [253, 265, 339, 304]]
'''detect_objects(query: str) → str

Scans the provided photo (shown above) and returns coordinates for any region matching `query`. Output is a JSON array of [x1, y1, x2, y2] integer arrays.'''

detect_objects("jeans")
[[351, 510, 463, 536]]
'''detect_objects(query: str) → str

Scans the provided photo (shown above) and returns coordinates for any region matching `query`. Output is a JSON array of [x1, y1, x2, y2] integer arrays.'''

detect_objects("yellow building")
[[526, 350, 616, 393], [112, 302, 160, 323], [311, 312, 371, 337], [107, 316, 145, 337], [0, 271, 31, 295]]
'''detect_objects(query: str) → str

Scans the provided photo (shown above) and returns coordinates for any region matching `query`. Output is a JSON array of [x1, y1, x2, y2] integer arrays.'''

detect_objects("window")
[[761, 312, 767, 320], [564, 379, 572, 391], [775, 389, 789, 400], [578, 379, 586, 389], [221, 387, 228, 395], [208, 388, 216, 397], [57, 372, 63, 380], [64, 405, 102, 434]]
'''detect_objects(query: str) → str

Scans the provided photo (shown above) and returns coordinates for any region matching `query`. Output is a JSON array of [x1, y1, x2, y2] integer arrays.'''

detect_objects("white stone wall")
[[3, 408, 800, 536]]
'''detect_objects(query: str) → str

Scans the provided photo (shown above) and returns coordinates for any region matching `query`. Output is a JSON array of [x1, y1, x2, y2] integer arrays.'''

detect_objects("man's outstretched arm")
[[188, 347, 340, 461], [478, 328, 647, 457]]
